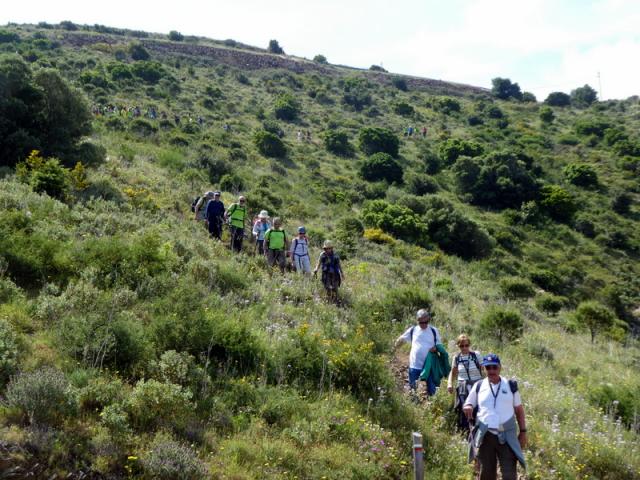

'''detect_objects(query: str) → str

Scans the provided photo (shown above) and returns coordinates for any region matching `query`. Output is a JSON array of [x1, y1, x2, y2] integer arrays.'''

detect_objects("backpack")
[[409, 325, 437, 345], [474, 378, 518, 395], [190, 196, 202, 213], [455, 351, 482, 374]]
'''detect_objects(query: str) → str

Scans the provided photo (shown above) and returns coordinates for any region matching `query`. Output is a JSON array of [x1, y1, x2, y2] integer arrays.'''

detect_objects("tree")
[[522, 91, 537, 102], [361, 200, 426, 244], [563, 163, 599, 188], [391, 77, 408, 91], [168, 30, 184, 41], [480, 307, 523, 343], [322, 130, 353, 157], [342, 77, 372, 111], [313, 54, 327, 64], [360, 153, 403, 183], [545, 92, 571, 107], [253, 130, 286, 158], [575, 301, 615, 343], [539, 106, 554, 124], [538, 184, 576, 222], [491, 77, 523, 100], [129, 42, 150, 61], [273, 93, 300, 121], [130, 61, 164, 84], [268, 40, 284, 54], [394, 102, 414, 116], [571, 84, 598, 108], [358, 127, 399, 157], [438, 138, 483, 165]]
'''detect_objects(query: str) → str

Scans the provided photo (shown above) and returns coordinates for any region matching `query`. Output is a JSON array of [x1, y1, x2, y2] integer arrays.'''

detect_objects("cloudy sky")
[[2, 0, 639, 100]]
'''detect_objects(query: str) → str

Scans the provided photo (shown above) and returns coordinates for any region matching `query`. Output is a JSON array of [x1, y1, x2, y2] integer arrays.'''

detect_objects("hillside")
[[1, 22, 640, 479]]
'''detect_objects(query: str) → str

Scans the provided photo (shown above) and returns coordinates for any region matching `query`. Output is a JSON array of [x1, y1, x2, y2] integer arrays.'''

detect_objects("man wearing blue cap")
[[463, 353, 527, 480]]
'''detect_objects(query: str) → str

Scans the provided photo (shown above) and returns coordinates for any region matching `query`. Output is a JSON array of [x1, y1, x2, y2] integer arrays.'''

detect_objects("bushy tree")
[[575, 118, 610, 137], [479, 307, 523, 343], [538, 184, 576, 222], [313, 54, 327, 64], [539, 106, 555, 124], [404, 172, 438, 195], [545, 91, 571, 107], [394, 102, 414, 116], [273, 93, 300, 121], [522, 91, 537, 102], [391, 77, 408, 91], [431, 97, 461, 114], [361, 199, 426, 244], [612, 191, 632, 215], [491, 77, 523, 100], [129, 42, 150, 61], [168, 30, 184, 41], [130, 60, 165, 84], [0, 30, 20, 43], [342, 77, 372, 111], [268, 39, 284, 54], [253, 130, 286, 158], [107, 63, 132, 80], [16, 150, 69, 199], [575, 301, 615, 342], [452, 150, 539, 208], [571, 84, 598, 107], [438, 138, 483, 165], [360, 152, 403, 183], [322, 129, 353, 156], [563, 163, 599, 188], [358, 127, 399, 157]]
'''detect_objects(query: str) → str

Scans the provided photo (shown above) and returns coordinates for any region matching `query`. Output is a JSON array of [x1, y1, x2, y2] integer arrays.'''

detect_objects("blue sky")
[[2, 0, 640, 100]]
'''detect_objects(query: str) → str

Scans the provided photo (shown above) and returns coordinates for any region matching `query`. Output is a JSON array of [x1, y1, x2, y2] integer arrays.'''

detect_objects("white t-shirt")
[[399, 325, 441, 369], [464, 377, 521, 430]]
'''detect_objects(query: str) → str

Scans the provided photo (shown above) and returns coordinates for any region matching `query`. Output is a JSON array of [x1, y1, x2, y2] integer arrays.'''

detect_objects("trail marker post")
[[412, 431, 424, 480]]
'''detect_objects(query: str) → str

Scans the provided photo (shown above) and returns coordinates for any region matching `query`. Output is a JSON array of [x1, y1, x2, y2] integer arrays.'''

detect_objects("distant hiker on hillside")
[[447, 334, 484, 432], [252, 210, 271, 255], [313, 240, 344, 301], [264, 217, 288, 274], [290, 226, 311, 274], [421, 126, 427, 137], [193, 191, 214, 224], [297, 130, 303, 142], [394, 309, 442, 400], [463, 354, 527, 480], [225, 196, 247, 252], [206, 191, 225, 240]]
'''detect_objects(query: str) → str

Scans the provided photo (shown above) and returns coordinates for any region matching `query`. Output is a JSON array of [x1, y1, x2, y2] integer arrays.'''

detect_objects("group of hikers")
[[193, 191, 344, 301], [395, 309, 527, 480], [92, 103, 205, 126]]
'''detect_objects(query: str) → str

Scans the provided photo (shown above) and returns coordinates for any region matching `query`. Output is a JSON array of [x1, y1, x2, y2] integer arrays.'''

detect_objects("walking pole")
[[412, 431, 424, 480]]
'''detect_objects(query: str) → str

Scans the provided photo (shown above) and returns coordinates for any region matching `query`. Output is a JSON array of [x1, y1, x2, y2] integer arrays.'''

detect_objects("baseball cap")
[[481, 353, 501, 367]]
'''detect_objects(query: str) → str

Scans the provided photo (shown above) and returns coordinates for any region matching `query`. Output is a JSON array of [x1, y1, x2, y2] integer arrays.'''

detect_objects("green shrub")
[[360, 152, 403, 183], [79, 70, 110, 89], [394, 102, 414, 116], [539, 106, 554, 124], [253, 130, 287, 158], [153, 350, 205, 391], [431, 97, 461, 114], [313, 54, 327, 64], [404, 172, 438, 195], [361, 199, 425, 244], [130, 61, 165, 84], [219, 173, 244, 192], [588, 383, 640, 428], [575, 118, 610, 137], [16, 150, 69, 199], [479, 307, 523, 343], [491, 77, 523, 100], [499, 277, 536, 299], [142, 434, 207, 480], [545, 91, 570, 106], [575, 301, 615, 343], [612, 191, 632, 215], [0, 30, 20, 43], [613, 139, 640, 157], [529, 268, 564, 294], [570, 84, 597, 107], [335, 217, 364, 239], [603, 127, 628, 146], [5, 367, 75, 426], [322, 129, 353, 156], [128, 42, 150, 61], [535, 294, 565, 315], [273, 93, 300, 121], [438, 138, 483, 165], [342, 77, 372, 111], [126, 379, 193, 431], [522, 91, 536, 102], [267, 39, 284, 54], [78, 376, 126, 412], [0, 318, 19, 386], [0, 277, 24, 303], [391, 77, 408, 91], [199, 156, 232, 183], [168, 30, 184, 41], [538, 184, 576, 222], [207, 319, 266, 374], [358, 127, 399, 157], [129, 118, 158, 136]]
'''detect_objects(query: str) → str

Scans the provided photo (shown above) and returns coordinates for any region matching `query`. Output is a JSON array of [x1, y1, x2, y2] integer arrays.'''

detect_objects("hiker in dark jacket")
[[463, 354, 527, 480], [394, 309, 441, 398], [313, 240, 344, 301], [205, 192, 225, 240]]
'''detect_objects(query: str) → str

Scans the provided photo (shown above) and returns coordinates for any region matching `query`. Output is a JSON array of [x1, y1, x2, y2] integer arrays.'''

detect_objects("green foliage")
[[130, 61, 165, 84], [404, 172, 438, 195], [128, 42, 150, 60], [107, 62, 132, 81], [358, 127, 399, 157], [452, 151, 539, 209], [0, 30, 21, 43], [267, 39, 284, 54], [545, 91, 571, 107], [431, 97, 461, 114], [588, 384, 640, 429], [341, 77, 373, 111], [5, 367, 75, 426], [575, 301, 615, 342], [571, 84, 598, 107], [491, 77, 523, 100], [575, 118, 610, 138], [78, 376, 126, 412], [142, 433, 208, 479], [535, 294, 565, 315], [0, 318, 19, 386], [168, 30, 184, 41], [522, 91, 537, 102], [394, 101, 414, 116], [438, 138, 483, 165], [612, 191, 632, 215], [391, 77, 408, 91], [322, 129, 353, 156], [563, 163, 599, 188], [499, 277, 536, 299], [126, 379, 193, 431], [612, 139, 640, 157], [17, 150, 69, 199], [539, 184, 576, 222], [273, 93, 301, 121], [539, 106, 555, 124], [529, 268, 564, 294], [253, 130, 287, 158], [479, 307, 524, 343], [313, 54, 327, 64], [360, 152, 403, 183], [361, 199, 425, 244]]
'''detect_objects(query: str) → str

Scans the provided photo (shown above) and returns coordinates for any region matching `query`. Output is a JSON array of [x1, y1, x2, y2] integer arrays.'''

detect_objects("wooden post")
[[412, 432, 424, 480]]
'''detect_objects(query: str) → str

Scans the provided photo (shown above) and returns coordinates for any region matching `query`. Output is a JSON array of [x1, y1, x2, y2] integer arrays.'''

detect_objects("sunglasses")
[[459, 343, 470, 347], [418, 321, 429, 325], [485, 365, 499, 370]]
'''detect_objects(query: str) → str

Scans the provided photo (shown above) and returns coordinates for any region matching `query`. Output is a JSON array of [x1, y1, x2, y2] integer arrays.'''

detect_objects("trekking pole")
[[412, 432, 424, 480]]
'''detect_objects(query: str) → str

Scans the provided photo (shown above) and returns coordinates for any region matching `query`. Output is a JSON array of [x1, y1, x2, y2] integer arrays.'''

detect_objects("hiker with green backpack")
[[225, 196, 248, 252], [264, 217, 288, 274], [463, 354, 527, 480]]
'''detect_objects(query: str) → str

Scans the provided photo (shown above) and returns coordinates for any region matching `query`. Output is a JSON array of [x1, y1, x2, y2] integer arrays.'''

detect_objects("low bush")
[[342, 77, 372, 111], [322, 129, 353, 156], [394, 102, 414, 116], [545, 91, 570, 106], [254, 130, 286, 158], [0, 318, 19, 386], [78, 375, 127, 412], [360, 152, 403, 183], [363, 228, 396, 245], [361, 199, 425, 244], [438, 138, 483, 165], [404, 172, 438, 195], [575, 118, 610, 137], [16, 150, 69, 199], [499, 277, 536, 299], [358, 127, 399, 157], [529, 268, 564, 294], [126, 379, 193, 432], [588, 383, 640, 429], [273, 93, 300, 121], [128, 42, 150, 61], [538, 184, 576, 222], [142, 434, 208, 480], [535, 294, 565, 315], [5, 367, 75, 426], [563, 163, 598, 188], [129, 118, 158, 136], [431, 96, 461, 114], [130, 61, 165, 84], [479, 307, 523, 343], [612, 191, 632, 215]]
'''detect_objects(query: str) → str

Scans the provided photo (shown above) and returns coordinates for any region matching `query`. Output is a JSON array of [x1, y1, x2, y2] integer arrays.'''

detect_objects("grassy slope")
[[1, 23, 639, 479]]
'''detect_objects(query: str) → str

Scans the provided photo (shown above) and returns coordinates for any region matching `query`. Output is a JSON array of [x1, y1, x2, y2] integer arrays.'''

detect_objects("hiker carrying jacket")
[[313, 240, 344, 301], [225, 196, 247, 252], [252, 210, 271, 255], [394, 308, 442, 397], [448, 334, 484, 432], [290, 226, 311, 274], [463, 354, 527, 480], [194, 191, 214, 223], [264, 217, 288, 274], [205, 191, 225, 240]]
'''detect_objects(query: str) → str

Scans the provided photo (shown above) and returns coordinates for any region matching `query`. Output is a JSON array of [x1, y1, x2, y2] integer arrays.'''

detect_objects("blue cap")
[[298, 226, 306, 234], [481, 353, 501, 366]]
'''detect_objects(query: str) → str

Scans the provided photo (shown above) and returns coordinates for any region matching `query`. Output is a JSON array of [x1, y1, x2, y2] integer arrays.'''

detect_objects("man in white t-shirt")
[[394, 308, 441, 397], [463, 354, 527, 480]]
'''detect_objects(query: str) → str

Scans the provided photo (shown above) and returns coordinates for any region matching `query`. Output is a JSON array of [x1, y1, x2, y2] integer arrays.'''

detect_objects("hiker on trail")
[[463, 354, 527, 480], [252, 210, 271, 255], [297, 130, 303, 142], [421, 126, 427, 137], [313, 240, 344, 301], [290, 226, 311, 274], [194, 191, 214, 224], [448, 334, 484, 432], [225, 196, 247, 252], [394, 309, 442, 398], [264, 217, 288, 274], [205, 191, 225, 240]]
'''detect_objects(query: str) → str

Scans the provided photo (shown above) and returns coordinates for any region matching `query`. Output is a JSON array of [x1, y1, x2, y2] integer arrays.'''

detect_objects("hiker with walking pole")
[[225, 196, 248, 252], [393, 309, 442, 401], [447, 334, 484, 432], [463, 354, 527, 480]]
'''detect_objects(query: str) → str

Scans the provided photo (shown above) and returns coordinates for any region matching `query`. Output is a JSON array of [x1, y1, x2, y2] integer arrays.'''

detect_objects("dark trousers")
[[230, 226, 244, 252], [478, 432, 517, 480], [208, 217, 223, 240]]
